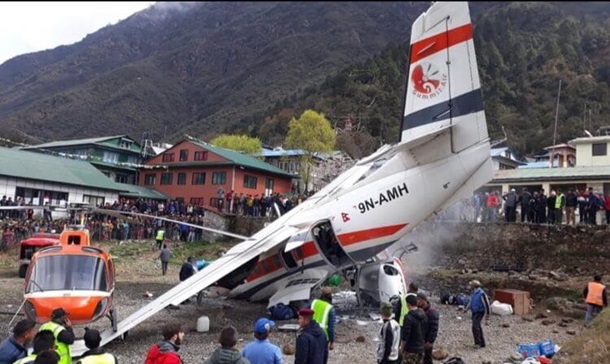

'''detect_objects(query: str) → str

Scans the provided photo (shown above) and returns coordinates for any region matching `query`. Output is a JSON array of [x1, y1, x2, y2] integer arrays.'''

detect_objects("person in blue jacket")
[[463, 280, 491, 349], [294, 308, 328, 364], [0, 319, 36, 364]]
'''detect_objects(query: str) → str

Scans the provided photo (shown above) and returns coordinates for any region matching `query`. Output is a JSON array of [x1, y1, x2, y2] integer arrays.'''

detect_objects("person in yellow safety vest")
[[554, 190, 566, 225], [583, 274, 608, 326], [310, 286, 336, 350], [75, 328, 117, 364], [12, 330, 56, 364], [38, 308, 74, 364], [394, 282, 419, 326], [156, 228, 166, 250]]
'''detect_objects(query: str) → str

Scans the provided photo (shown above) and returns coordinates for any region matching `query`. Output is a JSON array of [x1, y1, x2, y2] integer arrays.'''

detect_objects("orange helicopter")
[[22, 226, 118, 331]]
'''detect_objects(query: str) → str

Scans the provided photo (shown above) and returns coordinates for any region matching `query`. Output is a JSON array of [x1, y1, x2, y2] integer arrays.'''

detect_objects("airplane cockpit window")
[[27, 255, 107, 292]]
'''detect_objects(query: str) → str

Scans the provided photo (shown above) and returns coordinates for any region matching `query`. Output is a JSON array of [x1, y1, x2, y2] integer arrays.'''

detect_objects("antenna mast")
[[550, 79, 562, 168]]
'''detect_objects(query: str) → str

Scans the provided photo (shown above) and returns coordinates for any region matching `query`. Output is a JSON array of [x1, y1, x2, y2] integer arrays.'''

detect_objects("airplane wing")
[[70, 221, 304, 357], [266, 268, 330, 308]]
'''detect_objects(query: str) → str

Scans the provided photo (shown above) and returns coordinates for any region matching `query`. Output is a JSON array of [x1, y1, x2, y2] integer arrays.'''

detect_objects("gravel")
[[0, 255, 584, 364]]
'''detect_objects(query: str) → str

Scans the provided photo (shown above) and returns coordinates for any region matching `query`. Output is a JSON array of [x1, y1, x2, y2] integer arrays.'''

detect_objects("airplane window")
[[27, 255, 107, 292], [272, 255, 282, 268], [262, 260, 271, 272], [382, 265, 399, 276]]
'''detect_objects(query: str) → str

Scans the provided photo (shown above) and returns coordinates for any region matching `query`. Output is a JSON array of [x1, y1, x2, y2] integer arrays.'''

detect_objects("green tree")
[[285, 110, 336, 193], [210, 134, 263, 156]]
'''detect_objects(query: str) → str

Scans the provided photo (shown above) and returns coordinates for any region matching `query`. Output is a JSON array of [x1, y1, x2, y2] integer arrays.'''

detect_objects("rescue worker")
[[0, 319, 36, 364], [394, 283, 418, 327], [583, 274, 608, 326], [156, 228, 166, 250], [555, 190, 566, 225], [13, 330, 56, 364], [33, 351, 60, 364], [310, 287, 335, 350], [416, 293, 439, 364], [38, 308, 74, 364], [76, 328, 117, 364], [377, 302, 401, 364], [295, 308, 328, 364], [463, 280, 490, 349], [399, 295, 427, 364]]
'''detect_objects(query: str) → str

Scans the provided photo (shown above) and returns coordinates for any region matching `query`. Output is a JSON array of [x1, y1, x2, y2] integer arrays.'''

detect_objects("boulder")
[[283, 345, 296, 355], [432, 348, 448, 361]]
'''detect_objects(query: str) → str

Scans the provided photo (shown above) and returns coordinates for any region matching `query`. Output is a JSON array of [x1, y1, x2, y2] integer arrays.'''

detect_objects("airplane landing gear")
[[108, 308, 118, 332]]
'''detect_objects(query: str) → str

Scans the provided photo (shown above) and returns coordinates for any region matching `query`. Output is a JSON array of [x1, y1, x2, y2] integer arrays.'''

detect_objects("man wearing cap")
[[76, 328, 117, 364], [377, 303, 401, 364], [309, 287, 335, 350], [38, 308, 74, 364], [463, 280, 490, 349], [295, 308, 328, 364], [416, 293, 439, 364], [0, 319, 37, 364], [242, 318, 283, 364]]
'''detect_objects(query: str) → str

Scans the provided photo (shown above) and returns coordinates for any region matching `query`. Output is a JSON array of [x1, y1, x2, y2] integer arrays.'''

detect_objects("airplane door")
[[311, 220, 354, 269]]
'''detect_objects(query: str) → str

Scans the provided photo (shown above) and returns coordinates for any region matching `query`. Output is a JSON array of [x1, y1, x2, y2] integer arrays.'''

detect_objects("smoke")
[[389, 200, 473, 279]]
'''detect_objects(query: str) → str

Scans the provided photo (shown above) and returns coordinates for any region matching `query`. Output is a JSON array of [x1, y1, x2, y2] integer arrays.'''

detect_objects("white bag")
[[491, 300, 514, 316]]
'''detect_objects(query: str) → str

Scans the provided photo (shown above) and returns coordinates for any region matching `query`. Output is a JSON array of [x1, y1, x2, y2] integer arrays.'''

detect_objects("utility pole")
[[550, 79, 562, 168]]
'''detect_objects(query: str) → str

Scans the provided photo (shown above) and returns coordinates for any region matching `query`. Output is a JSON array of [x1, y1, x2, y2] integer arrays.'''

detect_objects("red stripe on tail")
[[410, 23, 472, 64]]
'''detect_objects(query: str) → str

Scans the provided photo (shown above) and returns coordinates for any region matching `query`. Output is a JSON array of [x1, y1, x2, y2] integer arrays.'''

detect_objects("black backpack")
[[444, 358, 466, 364]]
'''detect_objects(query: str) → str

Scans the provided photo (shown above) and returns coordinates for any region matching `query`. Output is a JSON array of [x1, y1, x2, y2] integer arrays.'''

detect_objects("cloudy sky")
[[0, 2, 156, 65]]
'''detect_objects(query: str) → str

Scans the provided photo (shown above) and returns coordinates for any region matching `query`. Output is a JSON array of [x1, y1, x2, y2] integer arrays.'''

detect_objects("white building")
[[0, 146, 124, 207]]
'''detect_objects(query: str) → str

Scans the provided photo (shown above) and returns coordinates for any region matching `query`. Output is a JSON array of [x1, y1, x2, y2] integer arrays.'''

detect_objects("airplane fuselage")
[[226, 139, 490, 303]]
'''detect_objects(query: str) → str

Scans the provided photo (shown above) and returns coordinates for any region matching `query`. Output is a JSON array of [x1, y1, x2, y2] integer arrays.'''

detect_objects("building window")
[[115, 175, 128, 184], [103, 151, 119, 163], [194, 151, 208, 161], [212, 171, 226, 185], [592, 143, 607, 156], [177, 173, 187, 185], [190, 197, 205, 206], [83, 195, 105, 206], [265, 178, 274, 190], [119, 139, 132, 149], [144, 174, 156, 185], [193, 172, 206, 185], [162, 153, 175, 162], [244, 175, 257, 189], [179, 149, 189, 161], [161, 173, 173, 185]]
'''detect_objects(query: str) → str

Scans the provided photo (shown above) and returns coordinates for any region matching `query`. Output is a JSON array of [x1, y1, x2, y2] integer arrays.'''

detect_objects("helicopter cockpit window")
[[27, 255, 107, 292]]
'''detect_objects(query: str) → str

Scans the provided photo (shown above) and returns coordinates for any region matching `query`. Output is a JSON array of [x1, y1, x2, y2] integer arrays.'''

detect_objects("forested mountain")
[[1, 2, 610, 159], [248, 2, 610, 158]]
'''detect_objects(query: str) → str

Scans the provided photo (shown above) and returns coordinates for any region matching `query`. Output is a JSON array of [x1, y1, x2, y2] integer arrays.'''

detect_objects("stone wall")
[[411, 220, 610, 276]]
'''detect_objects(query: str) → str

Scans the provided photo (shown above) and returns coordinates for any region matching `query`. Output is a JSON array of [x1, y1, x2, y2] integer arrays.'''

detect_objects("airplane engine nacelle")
[[355, 259, 406, 306]]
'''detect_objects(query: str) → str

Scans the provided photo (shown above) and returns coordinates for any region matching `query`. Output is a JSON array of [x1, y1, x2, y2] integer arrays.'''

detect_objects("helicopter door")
[[311, 220, 353, 269]]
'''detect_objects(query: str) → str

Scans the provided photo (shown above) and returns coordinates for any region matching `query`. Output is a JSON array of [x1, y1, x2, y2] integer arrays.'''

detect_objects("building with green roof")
[[0, 146, 126, 207], [139, 136, 297, 208], [21, 135, 145, 185]]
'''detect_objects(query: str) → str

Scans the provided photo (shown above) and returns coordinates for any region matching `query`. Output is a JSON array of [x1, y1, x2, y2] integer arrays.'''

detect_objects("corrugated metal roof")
[[22, 135, 142, 153], [118, 184, 169, 200], [492, 166, 610, 183], [259, 148, 327, 160], [0, 147, 125, 191], [189, 140, 296, 178]]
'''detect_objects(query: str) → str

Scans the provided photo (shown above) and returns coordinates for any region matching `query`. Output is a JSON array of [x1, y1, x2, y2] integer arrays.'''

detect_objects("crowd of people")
[[213, 188, 308, 217], [439, 187, 610, 226]]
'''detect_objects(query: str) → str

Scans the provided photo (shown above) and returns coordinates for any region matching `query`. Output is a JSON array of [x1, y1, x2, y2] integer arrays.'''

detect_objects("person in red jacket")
[[144, 323, 185, 364]]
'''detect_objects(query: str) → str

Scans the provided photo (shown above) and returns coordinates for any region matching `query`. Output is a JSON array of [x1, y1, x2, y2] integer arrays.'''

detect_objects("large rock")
[[432, 348, 448, 361]]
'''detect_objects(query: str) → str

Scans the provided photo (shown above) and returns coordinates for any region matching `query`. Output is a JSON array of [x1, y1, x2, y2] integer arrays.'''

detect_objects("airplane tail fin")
[[401, 2, 488, 153]]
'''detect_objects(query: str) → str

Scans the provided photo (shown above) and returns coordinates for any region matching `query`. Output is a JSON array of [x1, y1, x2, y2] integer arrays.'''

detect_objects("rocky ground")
[[0, 239, 590, 364]]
